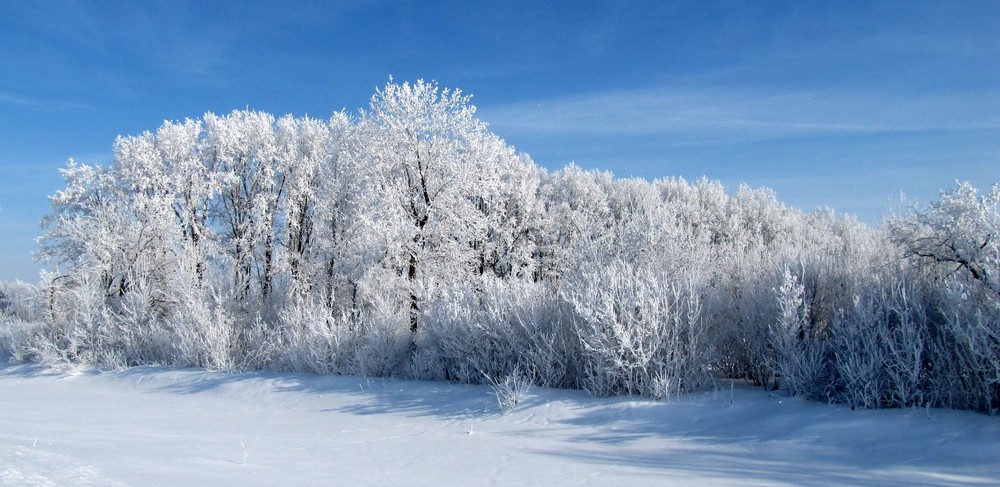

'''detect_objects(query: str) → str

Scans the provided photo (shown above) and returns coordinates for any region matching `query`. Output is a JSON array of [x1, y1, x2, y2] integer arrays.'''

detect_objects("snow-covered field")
[[1, 362, 997, 486]]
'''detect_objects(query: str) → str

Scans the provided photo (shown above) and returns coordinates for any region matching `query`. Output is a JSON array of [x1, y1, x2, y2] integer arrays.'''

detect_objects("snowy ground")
[[1, 362, 998, 486]]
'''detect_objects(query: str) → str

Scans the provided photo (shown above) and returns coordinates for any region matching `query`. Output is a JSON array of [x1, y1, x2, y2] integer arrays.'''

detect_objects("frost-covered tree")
[[204, 110, 284, 304], [536, 164, 613, 280], [358, 79, 516, 333], [152, 118, 218, 285], [275, 114, 332, 299], [890, 182, 1000, 297], [37, 160, 113, 277], [24, 80, 1000, 414]]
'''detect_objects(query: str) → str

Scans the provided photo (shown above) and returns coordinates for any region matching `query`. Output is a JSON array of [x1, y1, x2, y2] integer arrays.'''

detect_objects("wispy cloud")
[[0, 92, 39, 107], [481, 87, 1000, 145], [0, 91, 87, 111]]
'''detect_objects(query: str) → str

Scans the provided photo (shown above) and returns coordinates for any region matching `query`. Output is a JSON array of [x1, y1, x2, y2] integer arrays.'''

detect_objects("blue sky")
[[1, 1, 998, 282]]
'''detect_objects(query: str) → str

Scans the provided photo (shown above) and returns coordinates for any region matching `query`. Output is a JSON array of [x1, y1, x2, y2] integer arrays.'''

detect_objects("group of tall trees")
[[2, 80, 997, 413]]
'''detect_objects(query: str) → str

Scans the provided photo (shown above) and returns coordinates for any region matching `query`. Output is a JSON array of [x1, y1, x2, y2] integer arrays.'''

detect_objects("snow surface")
[[2, 362, 998, 486]]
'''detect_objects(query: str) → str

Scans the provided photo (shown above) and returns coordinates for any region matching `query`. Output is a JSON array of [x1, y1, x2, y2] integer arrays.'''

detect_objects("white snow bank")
[[1, 363, 997, 486]]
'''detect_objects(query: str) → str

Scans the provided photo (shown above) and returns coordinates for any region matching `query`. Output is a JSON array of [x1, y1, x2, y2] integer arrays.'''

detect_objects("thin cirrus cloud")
[[0, 91, 40, 107], [0, 91, 87, 112], [482, 87, 1000, 146]]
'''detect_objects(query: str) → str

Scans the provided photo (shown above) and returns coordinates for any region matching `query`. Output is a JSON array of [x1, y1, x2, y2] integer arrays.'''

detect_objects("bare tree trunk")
[[408, 250, 419, 334], [262, 233, 274, 300]]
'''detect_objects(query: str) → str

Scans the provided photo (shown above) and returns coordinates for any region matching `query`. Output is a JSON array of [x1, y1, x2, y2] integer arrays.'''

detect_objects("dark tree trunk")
[[408, 250, 419, 334]]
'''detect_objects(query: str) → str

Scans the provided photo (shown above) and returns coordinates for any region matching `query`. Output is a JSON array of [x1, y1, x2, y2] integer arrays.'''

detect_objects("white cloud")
[[481, 87, 1000, 145], [0, 92, 40, 107], [0, 91, 88, 111]]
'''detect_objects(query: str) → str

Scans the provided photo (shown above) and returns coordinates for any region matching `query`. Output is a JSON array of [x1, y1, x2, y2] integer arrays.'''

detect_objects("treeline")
[[1, 80, 997, 413]]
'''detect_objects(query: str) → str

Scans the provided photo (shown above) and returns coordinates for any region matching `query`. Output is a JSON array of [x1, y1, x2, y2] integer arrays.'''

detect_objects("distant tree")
[[536, 164, 613, 280], [473, 153, 545, 280]]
